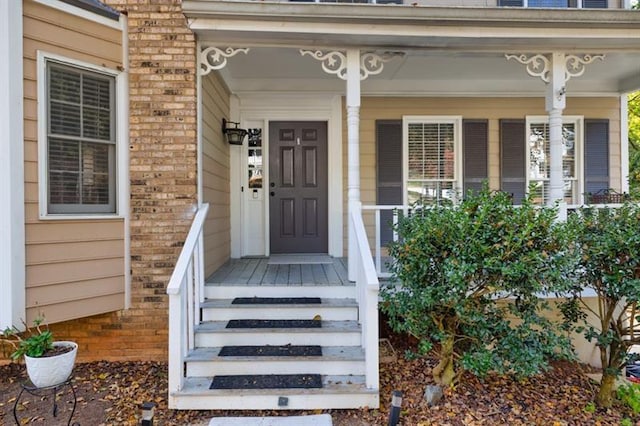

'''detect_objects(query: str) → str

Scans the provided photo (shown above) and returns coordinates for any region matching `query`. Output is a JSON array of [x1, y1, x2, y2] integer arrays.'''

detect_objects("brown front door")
[[269, 121, 328, 254]]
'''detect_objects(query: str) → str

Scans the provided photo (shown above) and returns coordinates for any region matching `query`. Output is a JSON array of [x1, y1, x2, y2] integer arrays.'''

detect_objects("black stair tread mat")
[[226, 319, 321, 329], [231, 297, 321, 305], [219, 345, 322, 357], [210, 374, 323, 390]]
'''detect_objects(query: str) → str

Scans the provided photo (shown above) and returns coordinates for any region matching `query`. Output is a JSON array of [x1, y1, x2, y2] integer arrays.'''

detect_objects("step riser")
[[205, 286, 356, 299], [195, 332, 361, 347], [186, 360, 365, 376], [169, 393, 379, 410], [202, 307, 358, 321]]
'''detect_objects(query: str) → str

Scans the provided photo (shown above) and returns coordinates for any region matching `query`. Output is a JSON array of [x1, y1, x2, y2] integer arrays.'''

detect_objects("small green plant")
[[584, 402, 596, 414], [620, 418, 633, 426], [618, 382, 640, 416], [0, 317, 53, 360]]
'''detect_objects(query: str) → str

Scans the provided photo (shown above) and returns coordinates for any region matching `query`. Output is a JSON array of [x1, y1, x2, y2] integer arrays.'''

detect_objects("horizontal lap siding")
[[202, 72, 231, 277], [23, 0, 125, 325], [346, 96, 620, 255]]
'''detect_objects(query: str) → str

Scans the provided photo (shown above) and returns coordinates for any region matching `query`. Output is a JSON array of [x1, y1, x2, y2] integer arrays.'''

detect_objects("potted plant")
[[1, 318, 77, 388]]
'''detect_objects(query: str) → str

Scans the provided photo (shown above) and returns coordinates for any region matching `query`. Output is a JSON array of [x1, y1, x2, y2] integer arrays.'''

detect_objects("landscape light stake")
[[388, 390, 403, 426], [140, 401, 156, 426]]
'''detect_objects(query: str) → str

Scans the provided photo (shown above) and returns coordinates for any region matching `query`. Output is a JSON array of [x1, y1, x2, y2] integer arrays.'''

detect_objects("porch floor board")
[[206, 258, 353, 286]]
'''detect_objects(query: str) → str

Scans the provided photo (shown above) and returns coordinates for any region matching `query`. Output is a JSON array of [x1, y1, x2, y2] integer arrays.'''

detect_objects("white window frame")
[[37, 52, 126, 219], [525, 115, 584, 205], [402, 116, 463, 205], [506, 0, 613, 7]]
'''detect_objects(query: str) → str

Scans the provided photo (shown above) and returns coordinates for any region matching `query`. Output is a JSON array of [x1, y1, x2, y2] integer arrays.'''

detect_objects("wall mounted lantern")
[[222, 118, 248, 145]]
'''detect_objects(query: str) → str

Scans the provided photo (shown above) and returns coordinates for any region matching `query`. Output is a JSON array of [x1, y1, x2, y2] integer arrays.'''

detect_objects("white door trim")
[[231, 93, 343, 258]]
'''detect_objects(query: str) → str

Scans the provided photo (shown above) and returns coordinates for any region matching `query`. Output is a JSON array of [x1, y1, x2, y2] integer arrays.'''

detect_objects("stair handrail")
[[350, 201, 380, 390], [166, 203, 209, 405]]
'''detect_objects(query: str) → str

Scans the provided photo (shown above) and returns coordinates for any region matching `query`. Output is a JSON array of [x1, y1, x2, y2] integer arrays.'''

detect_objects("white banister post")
[[546, 52, 566, 206], [347, 49, 361, 282]]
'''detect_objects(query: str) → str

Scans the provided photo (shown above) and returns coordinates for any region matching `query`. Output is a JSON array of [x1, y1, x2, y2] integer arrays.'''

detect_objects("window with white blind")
[[45, 60, 116, 214], [402, 116, 462, 205], [525, 116, 583, 205]]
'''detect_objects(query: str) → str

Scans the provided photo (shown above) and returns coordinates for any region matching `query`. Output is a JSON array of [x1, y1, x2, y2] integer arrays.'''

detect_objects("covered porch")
[[166, 0, 640, 410]]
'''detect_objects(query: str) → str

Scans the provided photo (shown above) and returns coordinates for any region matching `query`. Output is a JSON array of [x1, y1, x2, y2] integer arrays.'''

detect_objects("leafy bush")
[[617, 382, 640, 415], [381, 187, 576, 386], [560, 203, 640, 407]]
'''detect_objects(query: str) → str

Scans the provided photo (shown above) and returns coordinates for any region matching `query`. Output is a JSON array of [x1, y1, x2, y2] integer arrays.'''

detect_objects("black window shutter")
[[500, 119, 526, 204], [584, 119, 609, 196], [376, 120, 403, 247], [583, 0, 607, 8], [498, 0, 523, 5], [463, 120, 488, 196]]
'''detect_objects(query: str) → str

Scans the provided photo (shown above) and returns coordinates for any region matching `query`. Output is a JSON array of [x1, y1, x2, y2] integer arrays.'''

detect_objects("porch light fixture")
[[222, 118, 248, 145]]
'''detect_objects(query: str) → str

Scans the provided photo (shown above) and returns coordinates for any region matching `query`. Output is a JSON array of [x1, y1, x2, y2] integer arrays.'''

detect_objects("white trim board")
[[0, 0, 25, 329]]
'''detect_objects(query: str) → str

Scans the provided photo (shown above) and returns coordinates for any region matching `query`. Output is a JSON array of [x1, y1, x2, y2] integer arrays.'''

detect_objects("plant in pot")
[[1, 318, 77, 388]]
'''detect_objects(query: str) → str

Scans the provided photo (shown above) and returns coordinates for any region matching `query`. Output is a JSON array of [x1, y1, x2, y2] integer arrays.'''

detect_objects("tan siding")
[[30, 294, 125, 326], [346, 96, 621, 255], [202, 72, 231, 277], [22, 0, 125, 325]]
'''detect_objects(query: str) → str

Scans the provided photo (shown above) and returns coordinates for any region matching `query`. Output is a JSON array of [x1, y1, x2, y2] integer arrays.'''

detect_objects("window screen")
[[47, 62, 116, 214], [406, 121, 457, 204]]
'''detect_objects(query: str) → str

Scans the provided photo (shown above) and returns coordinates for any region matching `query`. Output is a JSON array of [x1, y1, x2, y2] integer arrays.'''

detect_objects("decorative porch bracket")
[[200, 46, 250, 76], [505, 53, 604, 205], [300, 49, 402, 281], [299, 50, 401, 80]]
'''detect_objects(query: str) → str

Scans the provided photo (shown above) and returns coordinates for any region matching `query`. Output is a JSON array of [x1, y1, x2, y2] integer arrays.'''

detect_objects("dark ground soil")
[[0, 332, 636, 425]]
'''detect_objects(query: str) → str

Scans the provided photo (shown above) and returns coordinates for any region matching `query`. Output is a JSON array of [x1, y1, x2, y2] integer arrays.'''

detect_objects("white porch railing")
[[166, 203, 209, 406], [350, 201, 380, 390], [361, 204, 408, 278]]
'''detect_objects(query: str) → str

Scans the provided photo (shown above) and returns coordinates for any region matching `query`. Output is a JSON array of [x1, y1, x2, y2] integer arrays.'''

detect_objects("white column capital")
[[199, 46, 250, 76]]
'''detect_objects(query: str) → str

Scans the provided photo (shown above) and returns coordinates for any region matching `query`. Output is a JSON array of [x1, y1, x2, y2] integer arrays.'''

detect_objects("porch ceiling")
[[185, 1, 640, 95]]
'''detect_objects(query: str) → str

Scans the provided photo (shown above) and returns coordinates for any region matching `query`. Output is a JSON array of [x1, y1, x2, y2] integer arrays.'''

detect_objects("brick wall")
[[47, 0, 198, 362]]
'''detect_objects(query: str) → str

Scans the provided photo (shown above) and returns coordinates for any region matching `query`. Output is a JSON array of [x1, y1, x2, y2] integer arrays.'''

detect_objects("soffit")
[[186, 1, 640, 94]]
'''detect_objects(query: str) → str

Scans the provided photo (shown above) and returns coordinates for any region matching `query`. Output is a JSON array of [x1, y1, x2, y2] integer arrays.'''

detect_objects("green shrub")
[[381, 187, 577, 386], [560, 203, 640, 407], [617, 382, 640, 415]]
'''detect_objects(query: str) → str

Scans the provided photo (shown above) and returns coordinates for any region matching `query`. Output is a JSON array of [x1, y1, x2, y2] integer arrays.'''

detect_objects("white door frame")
[[230, 92, 343, 258]]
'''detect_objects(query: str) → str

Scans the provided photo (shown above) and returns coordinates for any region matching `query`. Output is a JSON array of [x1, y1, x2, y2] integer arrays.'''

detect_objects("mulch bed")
[[0, 333, 636, 425]]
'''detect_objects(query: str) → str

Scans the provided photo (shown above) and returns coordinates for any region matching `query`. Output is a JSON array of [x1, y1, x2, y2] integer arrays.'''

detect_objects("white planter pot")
[[24, 341, 77, 388]]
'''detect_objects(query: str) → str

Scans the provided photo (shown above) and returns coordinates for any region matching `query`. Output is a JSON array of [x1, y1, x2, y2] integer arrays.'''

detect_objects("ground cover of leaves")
[[0, 335, 636, 425]]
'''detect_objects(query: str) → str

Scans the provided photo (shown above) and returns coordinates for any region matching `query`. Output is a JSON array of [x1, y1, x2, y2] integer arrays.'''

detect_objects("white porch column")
[[546, 52, 567, 205], [0, 0, 25, 329], [301, 49, 399, 280], [507, 52, 604, 207], [346, 49, 361, 282]]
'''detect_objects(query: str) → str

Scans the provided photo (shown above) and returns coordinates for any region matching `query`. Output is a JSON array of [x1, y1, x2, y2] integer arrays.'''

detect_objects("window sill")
[[38, 213, 124, 221]]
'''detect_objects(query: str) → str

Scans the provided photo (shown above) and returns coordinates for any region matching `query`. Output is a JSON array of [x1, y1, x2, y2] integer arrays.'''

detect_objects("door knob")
[[270, 191, 275, 197], [270, 182, 275, 188]]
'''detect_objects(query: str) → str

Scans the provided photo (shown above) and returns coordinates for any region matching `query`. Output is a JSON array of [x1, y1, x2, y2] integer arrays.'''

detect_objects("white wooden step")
[[169, 375, 379, 410], [185, 346, 365, 376], [194, 321, 361, 347], [201, 299, 358, 321], [204, 285, 356, 300]]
